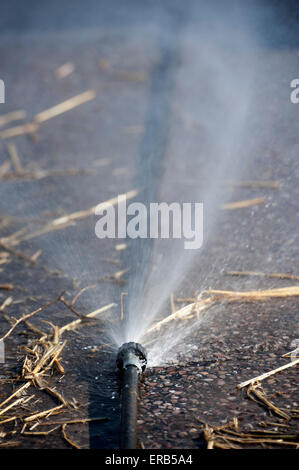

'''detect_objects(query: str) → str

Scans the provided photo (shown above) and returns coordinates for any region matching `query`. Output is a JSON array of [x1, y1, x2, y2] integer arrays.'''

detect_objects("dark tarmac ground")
[[0, 0, 298, 449]]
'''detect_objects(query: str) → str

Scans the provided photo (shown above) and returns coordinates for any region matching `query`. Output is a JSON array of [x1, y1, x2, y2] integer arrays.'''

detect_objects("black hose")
[[116, 342, 147, 449], [120, 364, 139, 449]]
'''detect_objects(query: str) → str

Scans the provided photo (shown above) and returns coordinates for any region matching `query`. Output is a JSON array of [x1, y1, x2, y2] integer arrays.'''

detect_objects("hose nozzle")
[[116, 342, 147, 373]]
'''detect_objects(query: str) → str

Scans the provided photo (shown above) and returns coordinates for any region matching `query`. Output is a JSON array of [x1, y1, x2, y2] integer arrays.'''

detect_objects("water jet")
[[116, 342, 147, 449]]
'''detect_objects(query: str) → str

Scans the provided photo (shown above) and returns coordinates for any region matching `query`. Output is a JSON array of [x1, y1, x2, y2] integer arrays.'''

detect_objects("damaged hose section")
[[116, 342, 147, 449]]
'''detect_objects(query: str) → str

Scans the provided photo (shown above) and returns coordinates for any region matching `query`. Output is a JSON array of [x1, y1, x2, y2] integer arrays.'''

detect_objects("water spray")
[[116, 342, 147, 449]]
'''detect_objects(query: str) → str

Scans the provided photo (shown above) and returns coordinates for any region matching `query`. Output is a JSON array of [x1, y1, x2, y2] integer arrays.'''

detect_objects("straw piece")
[[146, 297, 213, 334], [36, 382, 68, 406], [55, 62, 74, 79], [0, 416, 17, 425], [31, 249, 42, 262], [61, 423, 80, 449], [31, 342, 66, 377], [0, 283, 13, 290], [58, 302, 116, 334], [226, 270, 299, 281], [147, 285, 299, 335], [24, 321, 47, 338], [0, 297, 13, 311], [9, 221, 78, 245], [237, 359, 299, 389], [53, 359, 65, 375], [0, 161, 11, 177], [113, 268, 129, 282], [34, 90, 96, 124], [199, 418, 298, 449], [37, 416, 108, 426], [221, 197, 266, 210], [12, 189, 138, 245], [215, 435, 298, 446], [247, 382, 290, 420], [146, 303, 195, 333], [259, 421, 290, 429], [0, 294, 62, 342], [169, 292, 176, 314], [22, 425, 60, 436], [0, 395, 34, 417], [100, 268, 129, 286], [71, 284, 97, 305], [229, 180, 280, 190], [0, 441, 20, 447], [1, 227, 28, 244], [207, 286, 299, 300], [0, 110, 26, 128], [281, 347, 299, 359], [7, 143, 23, 173], [115, 243, 127, 251], [0, 251, 10, 264], [0, 122, 38, 140], [0, 240, 36, 264], [0, 91, 95, 140], [59, 297, 90, 320], [52, 190, 137, 226], [24, 404, 64, 423], [1, 167, 97, 182], [0, 382, 31, 409]]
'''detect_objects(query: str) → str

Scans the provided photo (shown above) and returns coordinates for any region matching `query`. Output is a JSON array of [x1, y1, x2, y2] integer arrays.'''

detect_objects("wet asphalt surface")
[[0, 0, 298, 449]]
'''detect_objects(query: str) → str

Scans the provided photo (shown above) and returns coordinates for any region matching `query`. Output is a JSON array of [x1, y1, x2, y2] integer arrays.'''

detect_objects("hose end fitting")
[[116, 342, 147, 373]]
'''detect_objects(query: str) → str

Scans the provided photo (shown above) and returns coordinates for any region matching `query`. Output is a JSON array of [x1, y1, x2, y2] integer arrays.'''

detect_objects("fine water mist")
[[109, 3, 263, 364], [0, 1, 295, 367]]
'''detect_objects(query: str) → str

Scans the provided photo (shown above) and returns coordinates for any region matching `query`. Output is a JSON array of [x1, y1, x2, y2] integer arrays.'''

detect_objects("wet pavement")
[[0, 0, 298, 449]]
